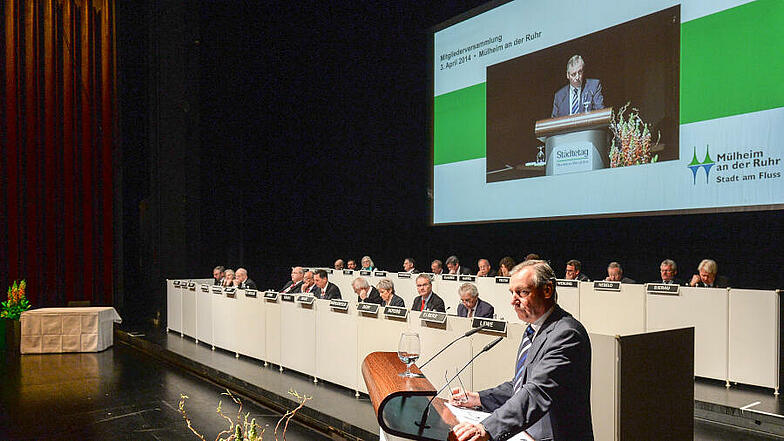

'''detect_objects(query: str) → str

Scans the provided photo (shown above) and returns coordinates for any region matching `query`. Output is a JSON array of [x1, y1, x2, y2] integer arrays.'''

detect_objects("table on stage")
[[20, 307, 122, 354]]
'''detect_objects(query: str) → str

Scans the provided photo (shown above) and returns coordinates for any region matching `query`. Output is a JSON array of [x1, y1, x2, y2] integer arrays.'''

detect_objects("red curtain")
[[1, 0, 117, 307]]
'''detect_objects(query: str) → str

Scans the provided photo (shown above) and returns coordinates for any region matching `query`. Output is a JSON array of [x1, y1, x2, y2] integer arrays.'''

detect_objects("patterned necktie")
[[571, 88, 579, 115], [513, 325, 536, 391], [468, 307, 474, 318]]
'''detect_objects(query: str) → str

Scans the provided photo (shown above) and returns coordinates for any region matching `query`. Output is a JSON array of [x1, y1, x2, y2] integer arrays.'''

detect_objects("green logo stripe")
[[681, 0, 784, 124], [434, 83, 486, 165]]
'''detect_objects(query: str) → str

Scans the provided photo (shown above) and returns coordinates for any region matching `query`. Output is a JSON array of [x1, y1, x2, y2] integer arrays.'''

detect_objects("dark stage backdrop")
[[115, 1, 783, 322]]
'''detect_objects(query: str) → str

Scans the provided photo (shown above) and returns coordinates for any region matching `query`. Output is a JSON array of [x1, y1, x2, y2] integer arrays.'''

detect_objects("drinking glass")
[[398, 330, 422, 377]]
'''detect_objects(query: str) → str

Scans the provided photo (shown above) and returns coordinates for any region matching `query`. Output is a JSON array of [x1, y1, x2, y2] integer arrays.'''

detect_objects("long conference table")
[[167, 270, 779, 440]]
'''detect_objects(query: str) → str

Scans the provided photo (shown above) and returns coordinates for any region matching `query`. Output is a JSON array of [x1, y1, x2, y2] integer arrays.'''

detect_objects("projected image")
[[485, 6, 680, 183]]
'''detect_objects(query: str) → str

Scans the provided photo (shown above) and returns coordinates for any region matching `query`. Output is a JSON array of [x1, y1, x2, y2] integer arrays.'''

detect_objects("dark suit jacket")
[[658, 278, 684, 285], [693, 275, 729, 288], [451, 266, 471, 275], [552, 78, 604, 118], [576, 272, 590, 282], [620, 277, 636, 284], [382, 294, 405, 308], [358, 286, 383, 305], [280, 280, 303, 293], [298, 283, 316, 294], [457, 298, 494, 318], [214, 278, 222, 286], [314, 282, 341, 300], [411, 292, 446, 312], [238, 279, 256, 290], [479, 305, 593, 441], [478, 270, 497, 277]]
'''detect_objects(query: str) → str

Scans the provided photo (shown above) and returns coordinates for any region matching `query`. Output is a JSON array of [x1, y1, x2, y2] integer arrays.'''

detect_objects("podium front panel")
[[357, 309, 410, 394], [729, 289, 779, 389], [212, 291, 239, 353], [580, 283, 646, 335], [413, 313, 474, 399]]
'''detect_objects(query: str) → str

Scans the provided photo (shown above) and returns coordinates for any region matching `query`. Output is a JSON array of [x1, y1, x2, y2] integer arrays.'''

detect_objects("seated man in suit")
[[313, 269, 341, 300], [658, 259, 683, 285], [299, 270, 316, 294], [450, 260, 593, 441], [688, 259, 729, 288], [431, 259, 444, 275], [213, 266, 225, 285], [221, 269, 235, 287], [352, 276, 383, 304], [235, 268, 257, 290], [411, 274, 446, 312], [346, 259, 358, 270], [402, 257, 419, 273], [605, 261, 636, 284], [551, 54, 604, 118], [564, 259, 590, 282], [446, 255, 471, 275], [280, 266, 304, 293], [334, 259, 344, 270], [377, 278, 405, 308], [476, 259, 496, 277], [456, 282, 494, 318]]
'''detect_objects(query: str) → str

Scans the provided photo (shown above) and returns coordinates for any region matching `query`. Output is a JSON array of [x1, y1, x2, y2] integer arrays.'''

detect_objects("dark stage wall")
[[114, 1, 782, 320]]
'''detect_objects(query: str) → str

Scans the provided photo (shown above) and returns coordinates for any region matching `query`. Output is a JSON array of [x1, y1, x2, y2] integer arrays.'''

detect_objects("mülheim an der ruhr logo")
[[687, 146, 715, 184]]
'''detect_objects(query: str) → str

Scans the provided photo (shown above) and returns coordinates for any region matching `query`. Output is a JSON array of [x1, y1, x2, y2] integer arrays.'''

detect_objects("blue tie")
[[513, 325, 535, 391], [571, 88, 579, 115]]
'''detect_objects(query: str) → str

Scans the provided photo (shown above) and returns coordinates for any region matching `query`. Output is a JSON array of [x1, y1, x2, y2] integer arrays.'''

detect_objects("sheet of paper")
[[445, 403, 535, 441]]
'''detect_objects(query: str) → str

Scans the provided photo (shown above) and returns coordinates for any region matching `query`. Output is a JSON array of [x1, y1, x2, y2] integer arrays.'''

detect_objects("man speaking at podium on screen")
[[450, 260, 593, 441], [551, 54, 604, 118]]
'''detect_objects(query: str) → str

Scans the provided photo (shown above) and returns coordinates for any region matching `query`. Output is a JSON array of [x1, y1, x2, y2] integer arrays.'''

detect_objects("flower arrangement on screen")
[[608, 102, 660, 168], [1, 280, 31, 320], [179, 389, 312, 441]]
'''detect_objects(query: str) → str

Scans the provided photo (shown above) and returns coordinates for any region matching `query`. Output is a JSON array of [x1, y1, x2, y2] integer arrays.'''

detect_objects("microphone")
[[416, 336, 504, 432], [418, 324, 491, 369]]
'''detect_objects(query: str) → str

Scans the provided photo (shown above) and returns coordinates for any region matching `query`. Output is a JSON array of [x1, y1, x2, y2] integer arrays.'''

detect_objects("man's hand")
[[689, 274, 700, 286], [452, 422, 489, 441], [449, 387, 481, 408]]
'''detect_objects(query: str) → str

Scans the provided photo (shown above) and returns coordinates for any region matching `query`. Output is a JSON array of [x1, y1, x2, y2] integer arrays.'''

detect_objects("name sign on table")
[[281, 294, 296, 302], [360, 270, 372, 276], [420, 311, 447, 324], [397, 272, 411, 279], [594, 281, 621, 292], [383, 306, 408, 319], [442, 275, 458, 281], [459, 275, 476, 282], [224, 287, 236, 298], [296, 295, 315, 305], [211, 286, 223, 295], [495, 277, 510, 284], [556, 279, 579, 288], [263, 291, 279, 301], [646, 283, 681, 295], [374, 271, 387, 277], [187, 282, 196, 289], [200, 284, 210, 292], [173, 280, 181, 286], [343, 270, 354, 275], [245, 289, 258, 298], [472, 317, 507, 334], [357, 303, 380, 314], [330, 299, 349, 311]]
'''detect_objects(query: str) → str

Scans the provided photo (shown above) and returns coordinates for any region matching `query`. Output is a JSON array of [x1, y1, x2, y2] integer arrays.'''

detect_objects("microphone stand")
[[419, 324, 490, 370]]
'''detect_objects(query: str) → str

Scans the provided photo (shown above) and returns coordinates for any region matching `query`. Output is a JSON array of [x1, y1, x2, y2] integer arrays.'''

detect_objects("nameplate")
[[360, 270, 372, 276], [245, 289, 258, 298], [472, 318, 507, 334], [263, 291, 279, 301], [420, 311, 447, 324], [187, 282, 196, 289], [594, 281, 621, 292], [442, 275, 458, 281], [357, 303, 379, 314], [459, 275, 476, 282], [374, 271, 387, 277], [384, 306, 408, 318], [224, 287, 236, 298], [173, 280, 181, 286], [200, 284, 210, 292], [296, 295, 315, 305], [556, 279, 579, 288], [281, 294, 296, 302], [397, 272, 411, 279], [646, 283, 680, 295], [343, 270, 354, 275], [211, 287, 223, 295], [495, 277, 510, 284], [330, 299, 349, 311]]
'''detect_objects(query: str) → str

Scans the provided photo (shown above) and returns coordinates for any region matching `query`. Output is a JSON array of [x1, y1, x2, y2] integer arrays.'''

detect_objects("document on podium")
[[445, 403, 535, 441]]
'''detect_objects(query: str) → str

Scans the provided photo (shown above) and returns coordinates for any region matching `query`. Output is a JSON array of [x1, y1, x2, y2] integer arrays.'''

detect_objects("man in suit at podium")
[[451, 260, 593, 441], [402, 257, 420, 273], [411, 274, 446, 312], [456, 283, 494, 318], [551, 54, 604, 118], [299, 270, 317, 294], [352, 277, 383, 304], [313, 269, 341, 300]]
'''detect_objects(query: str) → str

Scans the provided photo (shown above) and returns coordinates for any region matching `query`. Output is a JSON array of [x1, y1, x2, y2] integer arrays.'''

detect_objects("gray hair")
[[377, 278, 395, 293], [292, 266, 304, 275], [352, 277, 370, 289], [511, 260, 556, 288], [416, 273, 432, 285], [567, 54, 584, 71], [445, 255, 459, 266], [660, 259, 678, 272], [698, 259, 717, 275], [608, 261, 623, 272], [458, 282, 479, 298], [361, 255, 374, 267], [224, 269, 235, 277], [214, 265, 225, 272]]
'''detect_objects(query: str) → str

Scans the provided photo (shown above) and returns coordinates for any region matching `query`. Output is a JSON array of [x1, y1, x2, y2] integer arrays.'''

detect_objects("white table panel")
[[557, 285, 580, 320], [181, 286, 197, 338], [471, 322, 524, 392], [393, 273, 418, 309], [264, 298, 282, 365], [212, 290, 240, 353], [412, 313, 474, 399], [196, 286, 213, 346], [236, 290, 265, 361], [356, 309, 410, 394], [166, 280, 182, 333], [280, 300, 317, 375], [475, 277, 514, 321], [580, 283, 646, 335], [729, 289, 780, 390], [315, 299, 359, 390]]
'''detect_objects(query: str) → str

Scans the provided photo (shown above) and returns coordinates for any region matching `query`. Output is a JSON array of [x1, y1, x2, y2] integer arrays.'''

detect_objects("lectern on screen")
[[362, 352, 458, 441], [534, 108, 612, 176]]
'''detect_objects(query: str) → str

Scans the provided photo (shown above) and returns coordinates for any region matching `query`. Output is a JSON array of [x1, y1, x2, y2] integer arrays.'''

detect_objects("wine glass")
[[398, 330, 422, 377]]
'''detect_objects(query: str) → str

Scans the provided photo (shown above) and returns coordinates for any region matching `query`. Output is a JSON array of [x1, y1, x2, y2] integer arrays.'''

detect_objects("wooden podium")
[[534, 108, 612, 176], [362, 351, 458, 441]]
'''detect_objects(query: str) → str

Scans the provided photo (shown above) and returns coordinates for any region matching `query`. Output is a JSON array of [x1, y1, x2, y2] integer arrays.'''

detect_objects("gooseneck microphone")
[[418, 324, 491, 369], [416, 336, 504, 433]]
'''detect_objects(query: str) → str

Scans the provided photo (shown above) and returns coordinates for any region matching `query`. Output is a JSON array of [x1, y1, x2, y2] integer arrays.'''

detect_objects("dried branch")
[[274, 389, 312, 441], [178, 395, 208, 441]]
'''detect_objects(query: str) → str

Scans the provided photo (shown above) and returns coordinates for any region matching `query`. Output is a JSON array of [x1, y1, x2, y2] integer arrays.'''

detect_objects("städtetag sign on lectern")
[[534, 107, 613, 176], [362, 351, 459, 441]]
